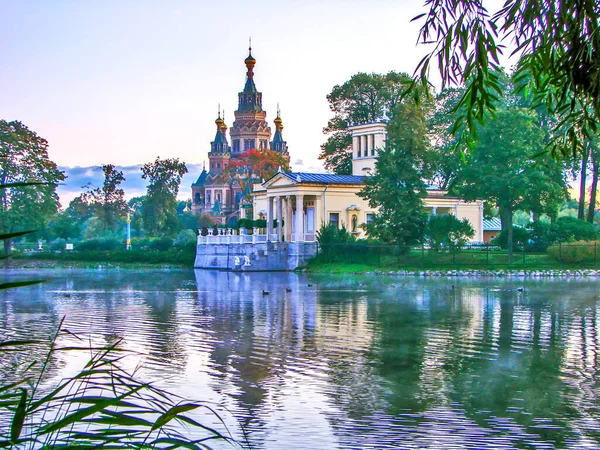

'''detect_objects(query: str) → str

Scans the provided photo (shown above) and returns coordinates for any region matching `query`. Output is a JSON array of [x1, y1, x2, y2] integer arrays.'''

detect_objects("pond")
[[1, 269, 600, 449]]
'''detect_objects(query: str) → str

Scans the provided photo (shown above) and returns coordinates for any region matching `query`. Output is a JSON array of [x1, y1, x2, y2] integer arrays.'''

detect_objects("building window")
[[233, 140, 240, 152], [211, 163, 214, 170], [329, 212, 339, 229], [244, 139, 255, 150], [207, 192, 211, 204], [194, 193, 201, 204], [307, 208, 315, 232], [366, 213, 374, 225], [217, 163, 221, 169]]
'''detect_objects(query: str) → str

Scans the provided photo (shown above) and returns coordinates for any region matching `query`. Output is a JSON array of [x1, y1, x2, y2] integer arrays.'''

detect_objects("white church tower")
[[348, 114, 389, 176]]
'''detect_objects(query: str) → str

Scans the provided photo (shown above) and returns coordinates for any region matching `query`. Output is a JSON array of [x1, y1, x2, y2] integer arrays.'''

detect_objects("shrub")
[[237, 218, 254, 229], [49, 238, 66, 252], [147, 236, 174, 251], [254, 219, 267, 229], [316, 223, 356, 245], [491, 226, 529, 250], [426, 215, 475, 251], [552, 217, 598, 242], [77, 237, 123, 251], [526, 220, 554, 250], [174, 229, 196, 246], [547, 240, 600, 263]]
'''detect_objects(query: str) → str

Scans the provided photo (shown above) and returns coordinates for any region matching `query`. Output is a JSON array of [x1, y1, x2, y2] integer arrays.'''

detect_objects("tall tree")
[[141, 157, 187, 236], [587, 136, 600, 223], [77, 164, 127, 233], [0, 120, 65, 254], [359, 100, 430, 245], [320, 72, 411, 174], [453, 107, 567, 261], [427, 87, 467, 189], [412, 0, 600, 157]]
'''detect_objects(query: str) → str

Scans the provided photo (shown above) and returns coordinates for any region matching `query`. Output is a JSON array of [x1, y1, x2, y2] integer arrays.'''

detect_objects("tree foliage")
[[219, 149, 291, 200], [141, 157, 188, 236], [76, 164, 128, 233], [359, 101, 430, 245], [453, 106, 568, 260], [320, 72, 412, 174], [412, 0, 600, 157], [426, 214, 475, 250], [0, 120, 65, 253]]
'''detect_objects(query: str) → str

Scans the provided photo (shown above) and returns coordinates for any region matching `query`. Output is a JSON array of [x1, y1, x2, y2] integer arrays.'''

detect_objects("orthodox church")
[[191, 47, 289, 224], [193, 45, 484, 253]]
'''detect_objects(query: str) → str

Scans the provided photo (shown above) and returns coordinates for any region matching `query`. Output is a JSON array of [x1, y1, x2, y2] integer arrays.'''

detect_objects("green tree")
[[358, 101, 430, 245], [428, 88, 468, 190], [141, 157, 187, 236], [0, 120, 65, 254], [79, 164, 128, 233], [453, 107, 567, 261], [47, 210, 82, 241], [426, 214, 475, 251], [412, 0, 600, 157], [128, 196, 146, 238], [320, 72, 411, 174]]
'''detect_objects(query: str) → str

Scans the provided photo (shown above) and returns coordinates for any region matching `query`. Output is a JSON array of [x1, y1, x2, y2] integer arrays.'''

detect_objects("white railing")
[[196, 229, 317, 245], [197, 232, 268, 245]]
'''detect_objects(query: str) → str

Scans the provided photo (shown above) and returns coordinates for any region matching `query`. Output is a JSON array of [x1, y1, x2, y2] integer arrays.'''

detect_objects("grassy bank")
[[7, 242, 196, 269], [306, 246, 598, 273]]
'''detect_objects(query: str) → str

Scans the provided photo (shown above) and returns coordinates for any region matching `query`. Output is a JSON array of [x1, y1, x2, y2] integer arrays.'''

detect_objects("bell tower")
[[229, 45, 272, 155], [207, 110, 230, 173]]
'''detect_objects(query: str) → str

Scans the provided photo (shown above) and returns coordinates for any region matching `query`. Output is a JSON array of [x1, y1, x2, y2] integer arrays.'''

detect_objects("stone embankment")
[[358, 269, 600, 278]]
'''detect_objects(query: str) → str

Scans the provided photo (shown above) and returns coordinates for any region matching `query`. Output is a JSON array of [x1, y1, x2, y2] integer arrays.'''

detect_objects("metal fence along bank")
[[315, 242, 600, 269]]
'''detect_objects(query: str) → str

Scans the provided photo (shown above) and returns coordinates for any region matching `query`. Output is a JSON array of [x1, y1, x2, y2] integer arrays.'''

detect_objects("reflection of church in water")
[[190, 46, 289, 224]]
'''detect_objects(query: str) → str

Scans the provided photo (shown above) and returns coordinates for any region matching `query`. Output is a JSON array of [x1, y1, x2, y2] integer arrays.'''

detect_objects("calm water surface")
[[1, 269, 600, 449]]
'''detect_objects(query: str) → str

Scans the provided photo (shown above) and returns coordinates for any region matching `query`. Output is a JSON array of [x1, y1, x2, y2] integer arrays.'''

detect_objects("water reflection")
[[1, 269, 600, 448]]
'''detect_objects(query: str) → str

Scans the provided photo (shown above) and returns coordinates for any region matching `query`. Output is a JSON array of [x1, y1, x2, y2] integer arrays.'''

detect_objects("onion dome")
[[245, 45, 256, 78], [274, 104, 283, 131], [215, 112, 224, 129]]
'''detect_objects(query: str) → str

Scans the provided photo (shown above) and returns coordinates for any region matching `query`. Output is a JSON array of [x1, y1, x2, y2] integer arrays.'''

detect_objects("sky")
[[2, 0, 433, 203]]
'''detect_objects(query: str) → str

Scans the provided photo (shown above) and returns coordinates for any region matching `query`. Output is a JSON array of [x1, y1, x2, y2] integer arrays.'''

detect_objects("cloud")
[[57, 163, 204, 206], [293, 159, 303, 166]]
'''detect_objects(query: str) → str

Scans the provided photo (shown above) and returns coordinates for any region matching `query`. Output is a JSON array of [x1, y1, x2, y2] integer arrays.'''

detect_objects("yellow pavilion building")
[[251, 118, 484, 243]]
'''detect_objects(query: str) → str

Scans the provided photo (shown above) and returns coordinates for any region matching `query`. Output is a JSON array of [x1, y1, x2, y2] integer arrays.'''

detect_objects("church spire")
[[238, 42, 262, 112], [271, 104, 288, 153]]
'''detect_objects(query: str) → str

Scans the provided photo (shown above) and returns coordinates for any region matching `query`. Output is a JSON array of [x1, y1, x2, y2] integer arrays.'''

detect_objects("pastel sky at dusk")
[[2, 0, 431, 200]]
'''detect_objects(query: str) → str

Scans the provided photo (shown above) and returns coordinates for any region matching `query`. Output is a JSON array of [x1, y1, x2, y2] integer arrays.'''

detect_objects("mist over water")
[[1, 269, 600, 449]]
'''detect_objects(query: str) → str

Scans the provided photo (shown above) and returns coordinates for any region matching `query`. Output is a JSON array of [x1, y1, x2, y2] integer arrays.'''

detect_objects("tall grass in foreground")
[[0, 318, 244, 449]]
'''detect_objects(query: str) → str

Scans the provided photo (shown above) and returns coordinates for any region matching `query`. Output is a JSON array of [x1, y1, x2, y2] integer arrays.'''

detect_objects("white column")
[[295, 194, 304, 242], [267, 196, 274, 241], [353, 136, 359, 158], [285, 196, 292, 241], [432, 207, 437, 216], [276, 196, 283, 242]]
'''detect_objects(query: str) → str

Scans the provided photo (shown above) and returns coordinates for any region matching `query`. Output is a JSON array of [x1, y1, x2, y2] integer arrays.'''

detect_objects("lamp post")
[[126, 210, 131, 250]]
